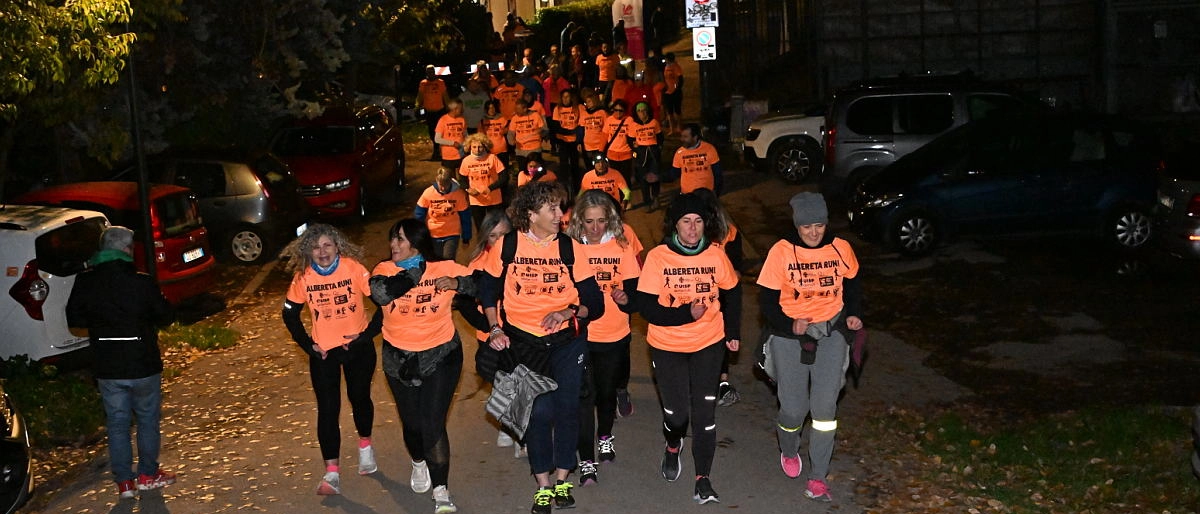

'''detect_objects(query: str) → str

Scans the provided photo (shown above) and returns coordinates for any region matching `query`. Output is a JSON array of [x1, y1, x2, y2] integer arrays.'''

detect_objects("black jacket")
[[66, 259, 175, 379]]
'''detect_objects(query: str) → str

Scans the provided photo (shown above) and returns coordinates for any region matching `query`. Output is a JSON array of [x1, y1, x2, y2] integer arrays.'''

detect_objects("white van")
[[0, 205, 109, 362]]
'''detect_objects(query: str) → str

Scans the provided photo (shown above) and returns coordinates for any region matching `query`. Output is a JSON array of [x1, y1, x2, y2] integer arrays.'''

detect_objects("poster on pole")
[[611, 0, 645, 59], [693, 27, 716, 61], [685, 0, 719, 28]]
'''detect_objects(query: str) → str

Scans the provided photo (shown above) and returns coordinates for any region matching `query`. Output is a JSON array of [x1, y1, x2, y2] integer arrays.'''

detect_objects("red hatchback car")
[[15, 182, 216, 304]]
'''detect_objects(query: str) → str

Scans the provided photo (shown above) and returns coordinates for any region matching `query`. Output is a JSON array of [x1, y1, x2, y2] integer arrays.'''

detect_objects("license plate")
[[183, 247, 205, 263], [295, 223, 308, 237]]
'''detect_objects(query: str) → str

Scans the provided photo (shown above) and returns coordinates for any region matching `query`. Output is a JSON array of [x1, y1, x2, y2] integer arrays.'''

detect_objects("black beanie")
[[666, 193, 709, 228]]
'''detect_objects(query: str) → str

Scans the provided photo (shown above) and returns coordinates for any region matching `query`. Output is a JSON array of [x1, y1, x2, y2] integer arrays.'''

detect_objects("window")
[[845, 96, 892, 135], [174, 161, 226, 198], [896, 94, 954, 134], [1069, 129, 1106, 162], [154, 193, 203, 237], [36, 217, 107, 276], [968, 94, 1024, 121]]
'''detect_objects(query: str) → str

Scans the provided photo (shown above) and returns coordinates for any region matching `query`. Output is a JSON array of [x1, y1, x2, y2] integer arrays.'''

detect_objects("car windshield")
[[252, 154, 302, 195], [272, 127, 355, 156], [35, 217, 107, 276]]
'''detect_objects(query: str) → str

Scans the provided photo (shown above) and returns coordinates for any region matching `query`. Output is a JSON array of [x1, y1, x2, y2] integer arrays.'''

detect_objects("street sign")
[[693, 27, 716, 61], [685, 0, 719, 28]]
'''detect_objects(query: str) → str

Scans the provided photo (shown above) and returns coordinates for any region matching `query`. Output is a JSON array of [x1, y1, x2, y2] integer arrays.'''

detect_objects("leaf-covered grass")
[[0, 357, 103, 448], [912, 405, 1200, 512], [159, 323, 239, 351]]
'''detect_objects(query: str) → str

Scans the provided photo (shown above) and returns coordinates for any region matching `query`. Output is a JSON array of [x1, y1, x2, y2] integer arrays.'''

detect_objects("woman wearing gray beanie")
[[629, 192, 742, 504], [756, 191, 864, 503]]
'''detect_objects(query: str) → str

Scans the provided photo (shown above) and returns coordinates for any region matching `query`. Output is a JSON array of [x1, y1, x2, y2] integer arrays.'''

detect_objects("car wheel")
[[889, 210, 938, 257], [768, 137, 821, 183], [229, 227, 269, 264], [1108, 207, 1152, 249]]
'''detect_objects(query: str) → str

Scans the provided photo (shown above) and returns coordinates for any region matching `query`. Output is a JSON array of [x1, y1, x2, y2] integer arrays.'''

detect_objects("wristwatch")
[[489, 324, 503, 335], [567, 304, 580, 316]]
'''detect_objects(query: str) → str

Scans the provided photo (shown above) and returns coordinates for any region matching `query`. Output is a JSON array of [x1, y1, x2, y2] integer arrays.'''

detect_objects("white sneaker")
[[496, 430, 514, 447], [433, 485, 458, 513], [514, 444, 527, 459], [359, 445, 378, 475], [410, 460, 432, 493], [316, 471, 341, 495]]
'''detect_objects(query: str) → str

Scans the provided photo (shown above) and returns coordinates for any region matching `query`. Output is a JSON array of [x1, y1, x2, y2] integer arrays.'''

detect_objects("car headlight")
[[745, 128, 760, 141], [862, 193, 904, 209], [324, 179, 352, 192]]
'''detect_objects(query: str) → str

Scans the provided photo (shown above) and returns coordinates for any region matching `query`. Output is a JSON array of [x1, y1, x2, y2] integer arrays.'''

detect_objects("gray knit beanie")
[[789, 192, 828, 226]]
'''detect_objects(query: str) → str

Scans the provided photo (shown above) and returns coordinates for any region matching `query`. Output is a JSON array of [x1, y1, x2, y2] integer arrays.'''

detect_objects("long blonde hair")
[[280, 223, 365, 275], [566, 189, 628, 247]]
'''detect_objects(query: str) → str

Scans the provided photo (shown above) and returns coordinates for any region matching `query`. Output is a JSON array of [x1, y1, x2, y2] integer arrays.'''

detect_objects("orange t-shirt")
[[553, 104, 581, 142], [480, 116, 510, 154], [652, 82, 666, 109], [417, 186, 469, 238], [581, 108, 609, 152], [517, 168, 558, 187], [637, 244, 738, 352], [579, 170, 629, 203], [663, 63, 683, 94], [603, 115, 633, 161], [419, 78, 447, 111], [372, 259, 471, 351], [629, 118, 661, 147], [482, 234, 595, 336], [610, 79, 633, 104], [672, 141, 720, 193], [577, 236, 642, 343], [493, 84, 526, 118], [509, 111, 546, 151], [435, 114, 468, 160], [756, 238, 859, 325], [460, 154, 505, 206], [286, 257, 372, 351]]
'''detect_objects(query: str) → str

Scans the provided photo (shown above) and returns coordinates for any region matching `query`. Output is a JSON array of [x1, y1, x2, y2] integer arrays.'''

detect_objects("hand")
[[725, 339, 740, 351], [846, 316, 863, 331], [610, 288, 628, 306], [689, 301, 707, 320], [466, 188, 481, 196], [540, 308, 573, 332], [311, 344, 328, 360], [434, 276, 458, 292], [489, 332, 511, 350], [792, 317, 811, 336]]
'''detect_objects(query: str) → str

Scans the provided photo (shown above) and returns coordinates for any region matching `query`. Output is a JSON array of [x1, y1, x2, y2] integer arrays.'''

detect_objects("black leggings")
[[650, 340, 725, 477], [385, 344, 463, 488], [577, 337, 629, 461], [309, 341, 377, 461]]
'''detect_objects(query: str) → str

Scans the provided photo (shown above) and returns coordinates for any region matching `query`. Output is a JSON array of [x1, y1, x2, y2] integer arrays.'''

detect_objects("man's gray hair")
[[99, 226, 135, 252]]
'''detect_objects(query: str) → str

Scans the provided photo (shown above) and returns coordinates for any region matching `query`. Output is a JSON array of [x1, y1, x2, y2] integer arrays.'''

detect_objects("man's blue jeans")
[[98, 374, 162, 482]]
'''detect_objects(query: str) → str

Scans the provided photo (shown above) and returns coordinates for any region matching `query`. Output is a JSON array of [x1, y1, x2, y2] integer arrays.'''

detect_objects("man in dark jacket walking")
[[67, 226, 177, 499]]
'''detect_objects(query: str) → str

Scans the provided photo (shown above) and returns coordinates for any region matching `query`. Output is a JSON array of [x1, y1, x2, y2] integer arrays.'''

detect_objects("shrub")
[[0, 357, 103, 448]]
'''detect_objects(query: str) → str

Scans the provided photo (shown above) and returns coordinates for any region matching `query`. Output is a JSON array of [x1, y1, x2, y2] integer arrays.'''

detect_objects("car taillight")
[[1187, 194, 1200, 217], [824, 126, 836, 167], [8, 260, 48, 320]]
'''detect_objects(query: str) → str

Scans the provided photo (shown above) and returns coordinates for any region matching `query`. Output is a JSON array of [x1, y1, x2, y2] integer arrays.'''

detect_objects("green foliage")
[[917, 406, 1200, 511], [0, 356, 104, 448], [527, 0, 614, 55], [159, 323, 239, 351]]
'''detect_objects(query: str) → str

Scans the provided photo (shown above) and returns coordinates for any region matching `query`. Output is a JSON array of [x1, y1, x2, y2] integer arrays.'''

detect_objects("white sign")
[[685, 0, 719, 28], [693, 27, 716, 61]]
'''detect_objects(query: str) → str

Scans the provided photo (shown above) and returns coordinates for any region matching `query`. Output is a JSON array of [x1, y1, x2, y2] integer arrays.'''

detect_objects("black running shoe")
[[660, 444, 682, 482], [598, 436, 615, 462], [531, 487, 554, 514], [616, 389, 634, 417], [553, 480, 575, 509], [694, 476, 720, 504]]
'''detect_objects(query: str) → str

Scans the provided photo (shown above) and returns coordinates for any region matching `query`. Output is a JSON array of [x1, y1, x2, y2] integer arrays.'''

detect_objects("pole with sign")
[[693, 27, 716, 61], [685, 0, 718, 133]]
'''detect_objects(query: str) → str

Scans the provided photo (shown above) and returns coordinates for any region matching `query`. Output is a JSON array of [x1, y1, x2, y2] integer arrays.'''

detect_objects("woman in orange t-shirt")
[[628, 101, 664, 211], [281, 224, 382, 495], [368, 219, 477, 511], [564, 190, 643, 485], [603, 99, 634, 189], [632, 193, 741, 504]]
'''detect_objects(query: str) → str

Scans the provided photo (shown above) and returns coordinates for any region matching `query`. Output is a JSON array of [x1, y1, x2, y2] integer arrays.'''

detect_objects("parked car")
[[270, 105, 405, 218], [0, 205, 107, 362], [743, 103, 826, 183], [0, 381, 32, 513], [15, 182, 216, 304], [823, 72, 1045, 197], [849, 111, 1159, 256], [1155, 155, 1200, 259], [118, 152, 311, 264]]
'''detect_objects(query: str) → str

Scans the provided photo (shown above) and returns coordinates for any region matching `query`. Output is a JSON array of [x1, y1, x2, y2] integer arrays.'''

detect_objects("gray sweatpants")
[[770, 331, 849, 480]]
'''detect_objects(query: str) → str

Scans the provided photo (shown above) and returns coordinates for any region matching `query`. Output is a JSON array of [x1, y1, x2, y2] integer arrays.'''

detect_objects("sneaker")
[[136, 468, 177, 491], [117, 480, 137, 499], [515, 444, 528, 459], [316, 471, 341, 495], [553, 480, 576, 509], [693, 476, 720, 504], [433, 485, 458, 513], [616, 389, 634, 417], [359, 445, 378, 475], [598, 436, 616, 462], [497, 430, 515, 448], [660, 444, 682, 482], [780, 453, 802, 479], [531, 486, 555, 514], [805, 479, 832, 502], [717, 382, 741, 407], [578, 460, 598, 486], [411, 460, 432, 493]]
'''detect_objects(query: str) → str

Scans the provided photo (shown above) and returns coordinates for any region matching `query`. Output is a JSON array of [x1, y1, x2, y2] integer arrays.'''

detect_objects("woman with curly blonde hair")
[[281, 224, 382, 496], [458, 132, 510, 232]]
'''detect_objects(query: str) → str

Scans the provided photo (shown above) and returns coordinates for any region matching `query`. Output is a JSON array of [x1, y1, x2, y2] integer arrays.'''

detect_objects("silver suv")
[[822, 74, 1044, 197]]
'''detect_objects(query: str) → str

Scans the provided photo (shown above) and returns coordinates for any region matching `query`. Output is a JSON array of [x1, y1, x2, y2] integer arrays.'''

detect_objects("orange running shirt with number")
[[756, 238, 859, 325], [460, 154, 505, 206], [286, 257, 371, 351], [579, 170, 629, 203], [603, 115, 633, 160], [553, 104, 581, 142], [493, 84, 526, 118], [480, 116, 510, 154], [672, 140, 720, 193], [509, 111, 546, 151], [417, 186, 469, 238], [629, 118, 661, 147], [435, 114, 467, 160], [372, 259, 471, 351], [419, 78, 447, 111], [637, 244, 737, 352], [482, 234, 595, 336], [578, 233, 642, 343], [581, 109, 609, 152]]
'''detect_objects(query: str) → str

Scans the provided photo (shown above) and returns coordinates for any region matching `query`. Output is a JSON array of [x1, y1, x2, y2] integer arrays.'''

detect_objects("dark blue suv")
[[849, 111, 1159, 256]]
